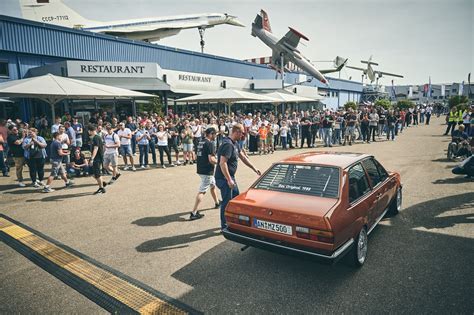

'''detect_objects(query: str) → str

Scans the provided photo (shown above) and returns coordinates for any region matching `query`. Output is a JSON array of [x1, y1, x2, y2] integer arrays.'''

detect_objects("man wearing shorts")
[[190, 128, 220, 220], [43, 132, 73, 193], [104, 124, 121, 184], [88, 125, 107, 194], [117, 122, 135, 171]]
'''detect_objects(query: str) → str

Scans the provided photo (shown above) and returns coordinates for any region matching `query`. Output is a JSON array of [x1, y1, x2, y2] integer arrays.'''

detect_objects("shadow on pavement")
[[0, 184, 21, 192], [431, 157, 452, 162], [169, 193, 474, 314], [25, 192, 92, 202], [132, 208, 217, 227], [136, 228, 221, 252], [432, 177, 473, 184]]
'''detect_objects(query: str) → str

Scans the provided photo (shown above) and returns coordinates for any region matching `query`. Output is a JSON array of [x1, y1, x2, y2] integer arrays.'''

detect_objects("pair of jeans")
[[333, 129, 342, 144], [281, 136, 287, 149], [158, 145, 172, 165], [361, 126, 369, 142], [131, 135, 137, 155], [28, 158, 45, 183], [300, 132, 311, 148], [369, 125, 377, 141], [323, 128, 332, 146], [387, 125, 396, 140], [138, 144, 149, 166], [149, 139, 157, 164], [216, 177, 240, 229]]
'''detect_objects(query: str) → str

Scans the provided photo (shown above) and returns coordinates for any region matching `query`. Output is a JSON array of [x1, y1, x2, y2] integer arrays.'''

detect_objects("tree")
[[137, 95, 163, 116], [375, 99, 392, 110], [396, 99, 415, 110], [448, 95, 469, 110], [344, 101, 357, 111]]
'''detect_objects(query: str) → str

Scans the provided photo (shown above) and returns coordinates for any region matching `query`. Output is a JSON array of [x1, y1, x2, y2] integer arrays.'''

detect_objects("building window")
[[0, 61, 9, 78]]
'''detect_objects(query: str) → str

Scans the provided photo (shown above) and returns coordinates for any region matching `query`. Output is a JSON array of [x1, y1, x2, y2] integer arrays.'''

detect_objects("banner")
[[459, 81, 464, 96], [408, 86, 413, 98], [441, 85, 445, 97], [428, 76, 432, 98]]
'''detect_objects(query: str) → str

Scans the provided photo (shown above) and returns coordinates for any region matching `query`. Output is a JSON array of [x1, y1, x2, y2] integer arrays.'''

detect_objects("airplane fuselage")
[[82, 13, 243, 42], [251, 26, 327, 83]]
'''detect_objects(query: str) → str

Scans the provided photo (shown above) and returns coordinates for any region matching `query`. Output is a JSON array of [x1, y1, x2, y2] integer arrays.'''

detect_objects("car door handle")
[[376, 193, 382, 199]]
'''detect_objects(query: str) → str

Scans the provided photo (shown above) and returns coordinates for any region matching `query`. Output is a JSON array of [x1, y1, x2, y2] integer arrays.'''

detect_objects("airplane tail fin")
[[252, 9, 272, 34], [19, 0, 94, 28]]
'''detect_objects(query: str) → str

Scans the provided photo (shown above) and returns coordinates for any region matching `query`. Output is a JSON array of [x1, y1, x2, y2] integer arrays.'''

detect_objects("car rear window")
[[253, 164, 340, 198]]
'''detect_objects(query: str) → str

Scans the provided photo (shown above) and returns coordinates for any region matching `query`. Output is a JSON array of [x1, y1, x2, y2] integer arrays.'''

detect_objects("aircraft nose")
[[227, 17, 245, 27]]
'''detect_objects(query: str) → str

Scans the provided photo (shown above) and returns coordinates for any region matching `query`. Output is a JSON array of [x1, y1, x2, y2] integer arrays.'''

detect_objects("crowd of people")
[[1, 103, 471, 193], [1, 102, 473, 220]]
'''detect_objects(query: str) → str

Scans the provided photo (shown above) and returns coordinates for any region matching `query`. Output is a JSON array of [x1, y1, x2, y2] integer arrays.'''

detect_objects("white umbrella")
[[176, 89, 279, 103], [0, 74, 155, 121]]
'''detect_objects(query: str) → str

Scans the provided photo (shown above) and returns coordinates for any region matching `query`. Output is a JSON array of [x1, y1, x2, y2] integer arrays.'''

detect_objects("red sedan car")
[[222, 152, 402, 266]]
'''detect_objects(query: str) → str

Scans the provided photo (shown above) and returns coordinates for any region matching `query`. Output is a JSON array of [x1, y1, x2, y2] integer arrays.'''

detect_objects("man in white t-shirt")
[[104, 124, 121, 183], [117, 122, 135, 171]]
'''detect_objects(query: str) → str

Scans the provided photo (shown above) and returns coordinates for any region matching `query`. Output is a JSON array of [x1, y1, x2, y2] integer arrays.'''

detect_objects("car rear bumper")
[[222, 228, 354, 262]]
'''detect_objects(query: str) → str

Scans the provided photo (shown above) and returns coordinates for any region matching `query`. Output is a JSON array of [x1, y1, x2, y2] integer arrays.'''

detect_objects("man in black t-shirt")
[[88, 125, 107, 194], [7, 125, 26, 186], [215, 124, 261, 229], [190, 128, 220, 220]]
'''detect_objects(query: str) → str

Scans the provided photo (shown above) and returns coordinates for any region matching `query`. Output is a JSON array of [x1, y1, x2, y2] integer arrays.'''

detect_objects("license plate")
[[253, 218, 293, 235]]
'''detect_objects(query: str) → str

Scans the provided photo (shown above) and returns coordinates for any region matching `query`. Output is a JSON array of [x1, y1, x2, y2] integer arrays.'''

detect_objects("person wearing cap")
[[190, 127, 221, 220]]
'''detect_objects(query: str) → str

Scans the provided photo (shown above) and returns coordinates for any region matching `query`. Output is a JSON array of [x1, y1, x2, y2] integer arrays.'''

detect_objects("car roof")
[[279, 152, 372, 169]]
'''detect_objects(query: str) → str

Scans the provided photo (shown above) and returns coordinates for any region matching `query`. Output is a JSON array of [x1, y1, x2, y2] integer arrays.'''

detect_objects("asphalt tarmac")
[[1, 117, 473, 314]]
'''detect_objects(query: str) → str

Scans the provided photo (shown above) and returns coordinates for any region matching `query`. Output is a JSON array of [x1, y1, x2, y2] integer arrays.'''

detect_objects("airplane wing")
[[277, 27, 309, 51], [346, 65, 366, 72], [319, 58, 348, 74], [376, 71, 404, 78]]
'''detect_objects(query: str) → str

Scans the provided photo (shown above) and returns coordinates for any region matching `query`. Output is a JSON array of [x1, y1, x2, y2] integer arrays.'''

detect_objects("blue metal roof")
[[0, 15, 362, 92]]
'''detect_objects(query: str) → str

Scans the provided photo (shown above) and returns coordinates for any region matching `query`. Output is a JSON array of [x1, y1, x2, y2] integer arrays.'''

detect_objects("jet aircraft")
[[251, 9, 346, 85], [19, 0, 244, 51]]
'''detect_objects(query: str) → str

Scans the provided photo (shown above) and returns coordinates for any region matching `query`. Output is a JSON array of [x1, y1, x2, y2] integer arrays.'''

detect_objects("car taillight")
[[295, 226, 334, 243], [226, 213, 251, 226]]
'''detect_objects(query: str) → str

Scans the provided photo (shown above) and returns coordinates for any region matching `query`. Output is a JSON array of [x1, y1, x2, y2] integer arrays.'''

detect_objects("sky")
[[1, 0, 473, 85]]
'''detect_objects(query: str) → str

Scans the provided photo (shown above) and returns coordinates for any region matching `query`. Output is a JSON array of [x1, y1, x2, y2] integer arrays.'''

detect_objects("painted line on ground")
[[0, 214, 201, 315]]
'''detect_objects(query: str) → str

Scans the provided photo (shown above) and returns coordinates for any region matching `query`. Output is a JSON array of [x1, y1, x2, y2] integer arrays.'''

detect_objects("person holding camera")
[[22, 128, 47, 187], [156, 124, 174, 169], [135, 123, 151, 169]]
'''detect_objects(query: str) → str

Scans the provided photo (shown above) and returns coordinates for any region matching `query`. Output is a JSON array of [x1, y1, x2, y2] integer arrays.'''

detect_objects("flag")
[[459, 81, 464, 96], [428, 76, 432, 98]]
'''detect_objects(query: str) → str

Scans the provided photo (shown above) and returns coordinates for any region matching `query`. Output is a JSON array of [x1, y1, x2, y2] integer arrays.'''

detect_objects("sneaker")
[[19, 182, 26, 187], [162, 165, 166, 169], [3, 173, 9, 177], [123, 166, 129, 171], [140, 165, 145, 169], [65, 180, 74, 188], [189, 212, 204, 220], [33, 182, 41, 188], [93, 187, 106, 195], [131, 166, 137, 171], [176, 161, 182, 166], [114, 173, 121, 181], [38, 180, 46, 187], [214, 201, 221, 209], [170, 164, 176, 167], [145, 165, 150, 169], [108, 177, 116, 185], [42, 186, 55, 193]]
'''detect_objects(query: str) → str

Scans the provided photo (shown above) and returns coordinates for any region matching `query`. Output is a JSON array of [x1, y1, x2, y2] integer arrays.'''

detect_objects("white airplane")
[[19, 0, 245, 50], [346, 55, 403, 84]]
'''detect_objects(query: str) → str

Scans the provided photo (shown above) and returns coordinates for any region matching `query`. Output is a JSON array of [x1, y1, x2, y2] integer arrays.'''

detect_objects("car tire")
[[350, 227, 368, 267], [388, 187, 402, 216]]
